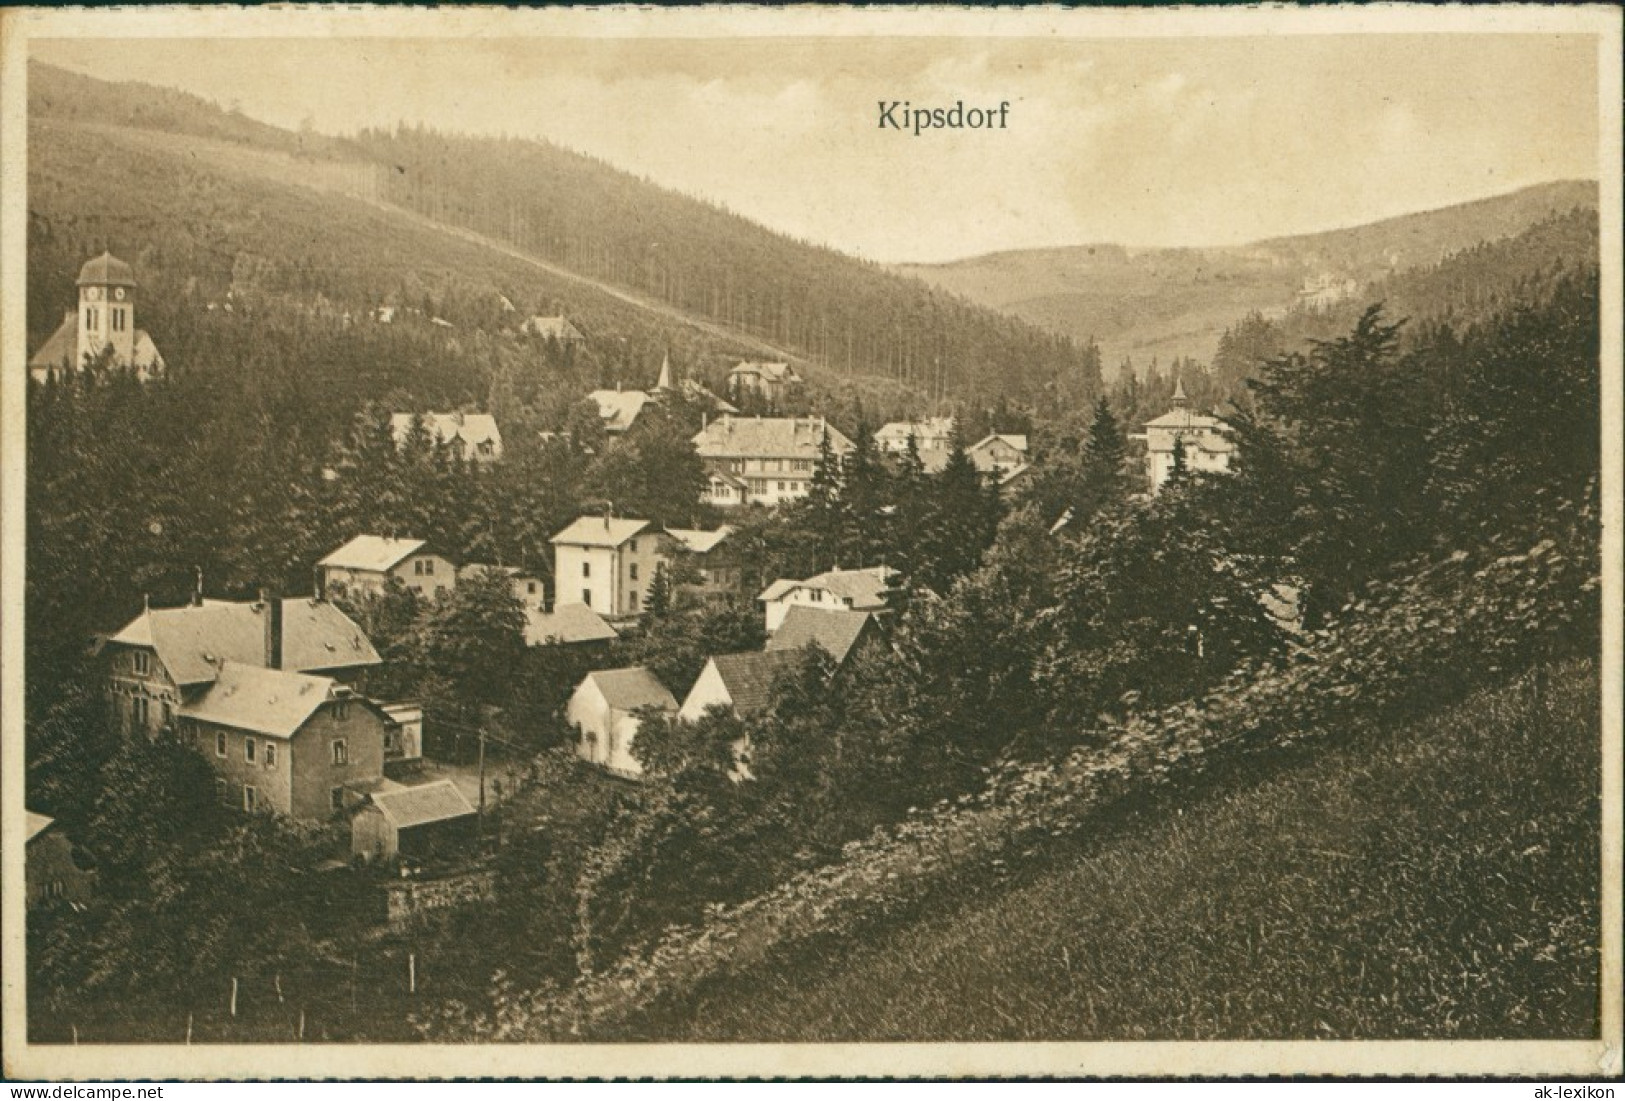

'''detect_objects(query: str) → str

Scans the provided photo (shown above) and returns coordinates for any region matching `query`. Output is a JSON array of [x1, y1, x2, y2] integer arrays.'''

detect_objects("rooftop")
[[760, 565, 897, 609], [693, 415, 854, 460], [551, 515, 652, 548], [318, 535, 430, 573], [179, 661, 345, 738], [665, 526, 733, 555], [585, 666, 678, 712], [367, 780, 477, 829], [77, 251, 136, 288], [766, 607, 876, 666], [108, 598, 381, 686], [525, 603, 619, 646], [588, 389, 656, 432], [390, 412, 502, 452], [708, 650, 805, 718]]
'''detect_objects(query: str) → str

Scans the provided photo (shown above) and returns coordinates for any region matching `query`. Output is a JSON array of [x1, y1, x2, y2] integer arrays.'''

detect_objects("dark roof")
[[78, 251, 137, 288], [766, 607, 876, 666], [709, 650, 804, 718], [368, 780, 476, 829]]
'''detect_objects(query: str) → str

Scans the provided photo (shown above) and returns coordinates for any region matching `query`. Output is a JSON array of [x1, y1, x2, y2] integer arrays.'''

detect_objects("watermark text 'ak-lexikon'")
[[878, 100, 1010, 136]]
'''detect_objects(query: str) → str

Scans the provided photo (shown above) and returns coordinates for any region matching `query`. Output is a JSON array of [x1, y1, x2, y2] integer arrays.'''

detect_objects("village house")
[[758, 565, 899, 634], [1130, 379, 1236, 493], [178, 662, 390, 821], [966, 433, 1029, 477], [663, 526, 740, 601], [551, 516, 669, 618], [390, 412, 504, 465], [693, 415, 855, 508], [567, 666, 679, 778], [26, 812, 95, 910], [521, 314, 586, 347], [765, 607, 879, 669], [104, 595, 383, 739], [876, 416, 956, 454], [678, 649, 805, 780], [522, 602, 619, 648], [29, 252, 166, 384], [727, 361, 803, 406], [318, 536, 456, 600], [588, 384, 658, 435], [458, 563, 545, 610], [351, 779, 478, 863]]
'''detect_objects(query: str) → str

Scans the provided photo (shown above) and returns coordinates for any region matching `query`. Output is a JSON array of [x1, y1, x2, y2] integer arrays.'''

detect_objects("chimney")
[[262, 589, 284, 671]]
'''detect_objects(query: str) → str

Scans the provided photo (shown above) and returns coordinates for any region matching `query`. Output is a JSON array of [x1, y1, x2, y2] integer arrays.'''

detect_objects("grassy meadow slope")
[[650, 659, 1601, 1041], [896, 180, 1598, 371]]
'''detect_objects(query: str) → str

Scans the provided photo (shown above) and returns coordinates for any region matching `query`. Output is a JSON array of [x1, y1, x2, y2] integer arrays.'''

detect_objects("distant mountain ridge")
[[895, 179, 1598, 373]]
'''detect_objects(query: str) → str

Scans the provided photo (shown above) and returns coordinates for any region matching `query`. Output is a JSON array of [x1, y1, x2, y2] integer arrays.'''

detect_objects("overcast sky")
[[32, 34, 1600, 263]]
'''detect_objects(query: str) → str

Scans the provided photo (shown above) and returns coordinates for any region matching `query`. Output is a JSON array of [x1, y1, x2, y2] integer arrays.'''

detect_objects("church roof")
[[28, 314, 76, 371], [77, 252, 137, 288]]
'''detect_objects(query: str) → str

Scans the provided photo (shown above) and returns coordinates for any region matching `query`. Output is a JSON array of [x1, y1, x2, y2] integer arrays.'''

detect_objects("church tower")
[[76, 252, 138, 368]]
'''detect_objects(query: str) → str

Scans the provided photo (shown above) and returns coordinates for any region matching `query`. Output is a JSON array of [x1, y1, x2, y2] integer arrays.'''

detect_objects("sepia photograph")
[[1, 3, 1620, 1082]]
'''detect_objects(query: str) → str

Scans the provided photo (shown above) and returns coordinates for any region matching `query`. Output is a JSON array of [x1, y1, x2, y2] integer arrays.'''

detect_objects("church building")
[[29, 252, 166, 384]]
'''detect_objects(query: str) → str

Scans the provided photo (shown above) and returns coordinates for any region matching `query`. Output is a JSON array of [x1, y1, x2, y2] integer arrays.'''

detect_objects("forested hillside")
[[897, 179, 1597, 373], [28, 62, 1102, 412]]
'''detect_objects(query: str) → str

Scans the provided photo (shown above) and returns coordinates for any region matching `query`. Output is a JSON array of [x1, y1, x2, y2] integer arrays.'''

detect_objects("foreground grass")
[[651, 660, 1601, 1041]]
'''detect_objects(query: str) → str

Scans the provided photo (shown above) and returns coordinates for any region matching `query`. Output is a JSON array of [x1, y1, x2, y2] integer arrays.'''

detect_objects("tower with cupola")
[[29, 252, 165, 384]]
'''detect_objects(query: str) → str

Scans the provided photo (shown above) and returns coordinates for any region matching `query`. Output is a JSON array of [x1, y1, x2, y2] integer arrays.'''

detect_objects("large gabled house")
[[104, 596, 383, 739], [727, 361, 803, 407], [317, 536, 456, 601], [551, 516, 668, 619], [1130, 379, 1236, 493], [663, 525, 740, 600], [966, 433, 1029, 477], [179, 662, 390, 821], [692, 415, 854, 508]]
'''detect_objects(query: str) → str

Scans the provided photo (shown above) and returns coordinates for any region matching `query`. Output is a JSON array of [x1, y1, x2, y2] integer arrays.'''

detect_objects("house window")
[[630, 592, 640, 610], [113, 308, 127, 332], [630, 563, 639, 581], [132, 650, 151, 676], [264, 742, 276, 769], [582, 562, 591, 578], [332, 739, 349, 766], [216, 779, 229, 805], [414, 560, 425, 575], [245, 737, 256, 764], [333, 701, 350, 721], [528, 581, 538, 595], [582, 588, 592, 604], [424, 558, 435, 575], [133, 696, 149, 727], [243, 785, 258, 812], [216, 730, 227, 757], [777, 481, 787, 492], [331, 787, 345, 812]]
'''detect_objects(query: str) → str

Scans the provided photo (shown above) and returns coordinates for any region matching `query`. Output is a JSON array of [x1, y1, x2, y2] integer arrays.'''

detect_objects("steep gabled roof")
[[108, 598, 381, 686], [585, 666, 678, 712], [708, 650, 805, 718], [368, 780, 476, 829], [969, 433, 1029, 454], [766, 607, 876, 666], [525, 603, 618, 646], [179, 662, 341, 738], [26, 811, 55, 844], [318, 535, 429, 573], [551, 516, 651, 548]]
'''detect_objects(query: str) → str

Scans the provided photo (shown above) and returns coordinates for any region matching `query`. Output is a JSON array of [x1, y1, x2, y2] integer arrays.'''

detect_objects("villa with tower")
[[1131, 379, 1236, 494], [28, 252, 166, 384]]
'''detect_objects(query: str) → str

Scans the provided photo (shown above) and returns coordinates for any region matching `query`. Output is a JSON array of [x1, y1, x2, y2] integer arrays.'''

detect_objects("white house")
[[758, 566, 898, 633], [1130, 379, 1236, 493], [318, 536, 456, 600], [692, 415, 854, 508], [29, 252, 165, 384], [876, 417, 955, 454], [390, 412, 503, 465], [588, 386, 658, 434], [550, 516, 668, 618], [567, 667, 678, 778]]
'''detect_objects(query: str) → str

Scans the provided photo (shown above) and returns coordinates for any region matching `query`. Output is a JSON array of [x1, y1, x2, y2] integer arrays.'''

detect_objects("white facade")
[[567, 670, 676, 778], [693, 416, 854, 508], [551, 517, 667, 618], [321, 552, 456, 600]]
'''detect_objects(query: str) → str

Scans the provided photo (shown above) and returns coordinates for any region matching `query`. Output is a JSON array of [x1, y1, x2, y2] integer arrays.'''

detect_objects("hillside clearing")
[[641, 660, 1601, 1041]]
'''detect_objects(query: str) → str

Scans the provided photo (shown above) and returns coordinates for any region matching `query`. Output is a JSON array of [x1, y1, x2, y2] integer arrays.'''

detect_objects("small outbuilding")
[[351, 780, 478, 863]]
